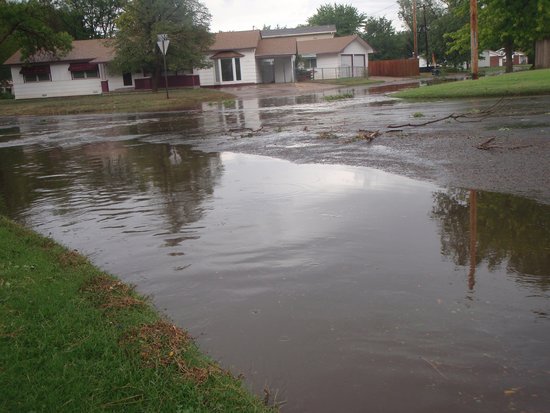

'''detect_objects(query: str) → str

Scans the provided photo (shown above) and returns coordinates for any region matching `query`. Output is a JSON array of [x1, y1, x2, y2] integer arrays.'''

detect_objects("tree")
[[112, 0, 213, 92], [0, 0, 72, 62], [306, 3, 366, 36], [362, 16, 408, 60], [446, 0, 550, 72], [59, 0, 126, 38]]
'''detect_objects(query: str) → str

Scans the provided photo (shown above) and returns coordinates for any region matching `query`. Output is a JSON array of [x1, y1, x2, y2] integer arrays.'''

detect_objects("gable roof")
[[4, 39, 115, 65], [255, 37, 297, 57], [210, 30, 261, 51], [298, 35, 373, 55], [261, 25, 336, 38]]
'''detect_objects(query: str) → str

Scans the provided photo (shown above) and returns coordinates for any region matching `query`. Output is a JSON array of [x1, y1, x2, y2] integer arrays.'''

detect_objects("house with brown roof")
[[4, 39, 136, 99], [194, 26, 374, 86]]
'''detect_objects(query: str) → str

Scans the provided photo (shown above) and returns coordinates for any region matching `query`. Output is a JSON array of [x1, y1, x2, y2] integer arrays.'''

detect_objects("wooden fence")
[[368, 59, 419, 77], [134, 75, 200, 90], [535, 39, 550, 68]]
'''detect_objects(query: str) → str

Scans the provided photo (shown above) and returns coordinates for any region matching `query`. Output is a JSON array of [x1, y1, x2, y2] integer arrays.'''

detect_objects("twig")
[[388, 98, 506, 129], [420, 356, 448, 380], [476, 137, 533, 151], [476, 137, 496, 150]]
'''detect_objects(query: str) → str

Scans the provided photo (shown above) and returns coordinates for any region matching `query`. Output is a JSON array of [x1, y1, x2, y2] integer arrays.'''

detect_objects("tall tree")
[[362, 16, 408, 60], [0, 0, 72, 62], [112, 0, 213, 91], [446, 0, 550, 72], [59, 0, 126, 38], [307, 3, 366, 36]]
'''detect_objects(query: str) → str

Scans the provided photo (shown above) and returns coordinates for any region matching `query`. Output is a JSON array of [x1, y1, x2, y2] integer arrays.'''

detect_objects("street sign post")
[[157, 34, 170, 99]]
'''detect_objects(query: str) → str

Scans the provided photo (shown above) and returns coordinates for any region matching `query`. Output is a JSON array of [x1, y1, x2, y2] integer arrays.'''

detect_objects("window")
[[68, 63, 99, 79], [71, 69, 99, 79], [20, 65, 51, 82], [219, 58, 242, 82], [304, 58, 317, 69]]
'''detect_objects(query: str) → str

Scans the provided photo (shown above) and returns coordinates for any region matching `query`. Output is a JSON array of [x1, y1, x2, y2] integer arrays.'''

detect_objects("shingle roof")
[[261, 25, 336, 38], [297, 35, 373, 55], [210, 30, 261, 51], [255, 37, 297, 57], [4, 39, 115, 65]]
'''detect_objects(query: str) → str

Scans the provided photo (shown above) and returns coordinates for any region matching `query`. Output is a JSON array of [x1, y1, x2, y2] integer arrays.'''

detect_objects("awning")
[[19, 65, 50, 75], [210, 51, 245, 59], [68, 62, 98, 72]]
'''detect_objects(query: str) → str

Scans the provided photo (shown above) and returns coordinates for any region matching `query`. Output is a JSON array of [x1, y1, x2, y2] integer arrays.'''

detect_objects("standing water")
[[0, 111, 548, 413]]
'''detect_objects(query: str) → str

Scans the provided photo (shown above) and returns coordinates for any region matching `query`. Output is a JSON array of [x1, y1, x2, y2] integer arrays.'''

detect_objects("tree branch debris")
[[476, 137, 533, 151], [388, 98, 506, 129]]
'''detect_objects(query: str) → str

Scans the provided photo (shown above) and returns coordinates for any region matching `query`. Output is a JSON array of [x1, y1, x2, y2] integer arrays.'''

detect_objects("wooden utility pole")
[[413, 0, 419, 58], [422, 3, 429, 68], [470, 0, 479, 79]]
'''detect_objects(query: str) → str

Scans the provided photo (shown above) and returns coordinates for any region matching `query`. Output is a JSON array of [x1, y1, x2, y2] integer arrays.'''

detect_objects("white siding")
[[196, 48, 258, 86], [9, 62, 137, 99], [314, 54, 340, 79], [342, 40, 373, 57], [479, 50, 491, 67], [11, 63, 102, 99]]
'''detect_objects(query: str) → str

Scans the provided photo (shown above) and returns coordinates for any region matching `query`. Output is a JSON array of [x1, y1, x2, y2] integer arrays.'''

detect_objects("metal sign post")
[[157, 34, 170, 99]]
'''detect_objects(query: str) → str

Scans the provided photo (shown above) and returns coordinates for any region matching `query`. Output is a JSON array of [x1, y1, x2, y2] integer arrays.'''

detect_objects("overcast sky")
[[202, 0, 404, 33]]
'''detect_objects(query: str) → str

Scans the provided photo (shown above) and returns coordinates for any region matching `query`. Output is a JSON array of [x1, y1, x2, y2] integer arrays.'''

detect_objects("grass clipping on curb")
[[0, 216, 274, 413]]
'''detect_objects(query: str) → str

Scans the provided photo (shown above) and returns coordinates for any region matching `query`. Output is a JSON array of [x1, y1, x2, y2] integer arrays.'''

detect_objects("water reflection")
[[0, 142, 223, 238], [431, 188, 550, 291], [0, 142, 549, 413]]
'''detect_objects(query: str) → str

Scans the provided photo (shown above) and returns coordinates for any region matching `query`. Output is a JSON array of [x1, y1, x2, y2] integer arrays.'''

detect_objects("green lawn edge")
[[0, 216, 274, 412], [0, 88, 235, 117], [393, 68, 550, 100]]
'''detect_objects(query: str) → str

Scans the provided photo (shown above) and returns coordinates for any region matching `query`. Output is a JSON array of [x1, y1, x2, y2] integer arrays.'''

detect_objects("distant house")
[[5, 39, 132, 99], [5, 25, 374, 99], [479, 50, 504, 68], [4, 39, 197, 100], [194, 25, 374, 86]]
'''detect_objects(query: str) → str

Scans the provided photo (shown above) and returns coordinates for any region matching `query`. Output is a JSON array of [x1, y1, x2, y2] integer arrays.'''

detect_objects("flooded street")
[[0, 89, 549, 412]]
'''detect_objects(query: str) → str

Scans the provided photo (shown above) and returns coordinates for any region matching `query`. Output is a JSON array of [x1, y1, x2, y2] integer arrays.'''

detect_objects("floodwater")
[[0, 97, 549, 413]]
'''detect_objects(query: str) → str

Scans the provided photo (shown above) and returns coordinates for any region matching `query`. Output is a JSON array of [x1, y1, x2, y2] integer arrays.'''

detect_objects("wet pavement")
[[0, 84, 549, 412]]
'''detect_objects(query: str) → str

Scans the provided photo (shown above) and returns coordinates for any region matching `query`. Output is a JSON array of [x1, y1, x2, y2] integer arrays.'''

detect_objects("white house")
[[479, 50, 504, 68], [4, 39, 143, 100], [194, 26, 374, 86]]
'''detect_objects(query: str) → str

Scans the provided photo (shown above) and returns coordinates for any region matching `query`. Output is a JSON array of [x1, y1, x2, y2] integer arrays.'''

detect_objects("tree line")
[[307, 1, 549, 70]]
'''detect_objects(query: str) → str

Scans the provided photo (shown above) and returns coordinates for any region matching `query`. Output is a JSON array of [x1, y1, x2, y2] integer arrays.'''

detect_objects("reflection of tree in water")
[[431, 189, 550, 291], [0, 143, 223, 238]]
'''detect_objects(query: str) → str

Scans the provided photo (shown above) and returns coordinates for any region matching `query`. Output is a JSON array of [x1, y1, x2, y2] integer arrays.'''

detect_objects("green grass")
[[394, 68, 550, 99], [478, 64, 531, 76], [311, 77, 384, 87], [0, 216, 273, 413], [323, 92, 354, 101], [0, 88, 234, 116]]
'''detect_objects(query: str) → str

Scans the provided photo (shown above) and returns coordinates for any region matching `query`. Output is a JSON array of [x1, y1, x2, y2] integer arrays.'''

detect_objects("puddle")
[[0, 140, 548, 413]]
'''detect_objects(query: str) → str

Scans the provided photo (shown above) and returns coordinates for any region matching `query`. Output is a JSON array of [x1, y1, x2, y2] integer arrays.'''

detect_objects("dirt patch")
[[81, 274, 145, 311], [121, 320, 219, 384], [58, 249, 88, 268]]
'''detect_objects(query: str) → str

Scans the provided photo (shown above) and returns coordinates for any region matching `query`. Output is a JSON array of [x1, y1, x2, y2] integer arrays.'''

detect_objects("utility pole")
[[470, 0, 479, 79], [422, 3, 429, 69], [412, 0, 418, 59]]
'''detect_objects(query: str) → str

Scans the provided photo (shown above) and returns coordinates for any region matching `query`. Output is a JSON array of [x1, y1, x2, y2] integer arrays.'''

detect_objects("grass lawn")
[[310, 77, 384, 87], [0, 216, 273, 412], [394, 68, 550, 99], [0, 88, 234, 116]]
